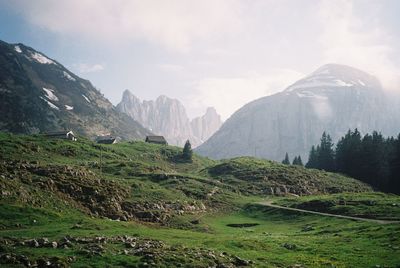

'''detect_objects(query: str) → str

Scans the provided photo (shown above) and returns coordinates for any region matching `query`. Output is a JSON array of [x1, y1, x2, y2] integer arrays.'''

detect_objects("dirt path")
[[257, 200, 400, 224]]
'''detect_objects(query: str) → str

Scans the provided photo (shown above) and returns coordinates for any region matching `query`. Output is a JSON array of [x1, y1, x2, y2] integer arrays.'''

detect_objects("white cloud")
[[318, 0, 400, 91], [73, 63, 105, 73], [12, 0, 244, 52], [184, 69, 303, 120], [156, 63, 184, 73]]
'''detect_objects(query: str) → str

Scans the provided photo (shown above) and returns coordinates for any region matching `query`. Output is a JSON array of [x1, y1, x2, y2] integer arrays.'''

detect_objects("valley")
[[0, 133, 399, 267]]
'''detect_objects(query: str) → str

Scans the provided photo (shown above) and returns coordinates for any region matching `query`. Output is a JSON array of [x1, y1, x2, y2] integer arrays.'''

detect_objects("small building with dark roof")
[[96, 135, 119, 144], [44, 130, 77, 141], [145, 135, 168, 145]]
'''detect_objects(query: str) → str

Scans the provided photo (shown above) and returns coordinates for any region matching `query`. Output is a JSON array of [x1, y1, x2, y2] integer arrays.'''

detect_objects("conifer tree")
[[282, 153, 290, 165], [292, 156, 298, 165], [318, 132, 335, 171], [297, 155, 303, 166], [306, 146, 318, 168], [182, 140, 193, 162]]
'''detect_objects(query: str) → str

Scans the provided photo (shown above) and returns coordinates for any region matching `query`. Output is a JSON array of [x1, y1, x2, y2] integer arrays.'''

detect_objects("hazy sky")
[[1, 0, 399, 119]]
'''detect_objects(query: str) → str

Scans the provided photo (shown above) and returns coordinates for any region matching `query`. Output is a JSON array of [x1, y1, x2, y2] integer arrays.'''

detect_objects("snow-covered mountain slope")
[[196, 64, 400, 161], [0, 40, 151, 139]]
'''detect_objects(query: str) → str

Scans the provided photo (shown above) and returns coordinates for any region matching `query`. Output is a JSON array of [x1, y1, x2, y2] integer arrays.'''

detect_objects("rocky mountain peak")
[[196, 64, 399, 161], [117, 92, 222, 147]]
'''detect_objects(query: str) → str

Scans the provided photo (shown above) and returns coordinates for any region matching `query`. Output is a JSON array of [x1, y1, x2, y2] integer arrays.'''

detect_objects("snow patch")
[[42, 88, 59, 101], [82, 94, 91, 103], [296, 91, 328, 100], [30, 51, 55, 64], [358, 79, 366, 86], [287, 79, 354, 91], [65, 105, 74, 110], [14, 46, 22, 53], [40, 97, 59, 110], [334, 79, 353, 87], [63, 71, 76, 81]]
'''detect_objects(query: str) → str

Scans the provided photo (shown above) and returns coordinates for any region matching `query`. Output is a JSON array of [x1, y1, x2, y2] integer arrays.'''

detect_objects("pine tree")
[[292, 156, 297, 165], [306, 146, 318, 168], [336, 129, 362, 177], [282, 153, 290, 165], [318, 132, 335, 171], [292, 155, 304, 166], [297, 155, 303, 166], [182, 140, 193, 162]]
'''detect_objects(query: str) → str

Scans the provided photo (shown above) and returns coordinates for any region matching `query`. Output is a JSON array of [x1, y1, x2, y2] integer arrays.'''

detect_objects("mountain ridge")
[[0, 40, 151, 139], [196, 64, 400, 161], [117, 89, 222, 147]]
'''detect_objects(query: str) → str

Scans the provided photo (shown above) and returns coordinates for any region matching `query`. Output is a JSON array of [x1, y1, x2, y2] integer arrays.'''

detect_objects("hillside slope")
[[2, 133, 399, 268], [0, 132, 371, 224], [0, 40, 150, 139]]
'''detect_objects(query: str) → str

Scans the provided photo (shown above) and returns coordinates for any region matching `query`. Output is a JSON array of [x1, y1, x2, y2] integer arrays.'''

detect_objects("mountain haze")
[[0, 40, 151, 139], [117, 90, 222, 147], [196, 64, 400, 161]]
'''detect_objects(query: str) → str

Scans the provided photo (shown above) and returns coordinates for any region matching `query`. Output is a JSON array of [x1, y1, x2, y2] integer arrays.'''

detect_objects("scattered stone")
[[283, 243, 297, 250], [302, 225, 315, 232], [51, 241, 58, 248], [233, 256, 250, 266]]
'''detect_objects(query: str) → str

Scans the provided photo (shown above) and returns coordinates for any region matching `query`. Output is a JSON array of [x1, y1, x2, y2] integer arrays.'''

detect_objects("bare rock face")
[[117, 90, 222, 147], [191, 107, 222, 143], [196, 64, 400, 161]]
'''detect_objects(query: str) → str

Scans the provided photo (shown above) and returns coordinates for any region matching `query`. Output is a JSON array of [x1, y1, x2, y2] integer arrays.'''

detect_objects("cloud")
[[73, 63, 105, 73], [184, 69, 303, 120], [156, 63, 184, 73], [318, 0, 400, 91], [11, 0, 244, 52]]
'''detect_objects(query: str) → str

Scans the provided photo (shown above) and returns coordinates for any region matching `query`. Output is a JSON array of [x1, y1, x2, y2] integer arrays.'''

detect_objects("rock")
[[190, 219, 200, 225], [302, 225, 315, 232], [283, 243, 297, 250], [51, 241, 58, 248], [233, 256, 250, 266], [125, 242, 136, 248], [26, 239, 40, 248]]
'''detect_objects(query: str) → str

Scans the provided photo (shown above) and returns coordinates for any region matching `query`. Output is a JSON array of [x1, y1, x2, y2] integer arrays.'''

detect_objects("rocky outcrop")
[[0, 160, 207, 224], [116, 90, 222, 147], [191, 107, 222, 143], [196, 64, 400, 161]]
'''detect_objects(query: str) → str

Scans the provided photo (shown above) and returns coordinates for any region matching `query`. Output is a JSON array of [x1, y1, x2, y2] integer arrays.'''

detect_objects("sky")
[[0, 0, 399, 120]]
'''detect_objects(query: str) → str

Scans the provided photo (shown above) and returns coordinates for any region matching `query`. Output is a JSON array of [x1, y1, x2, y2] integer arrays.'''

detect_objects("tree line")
[[305, 129, 400, 194]]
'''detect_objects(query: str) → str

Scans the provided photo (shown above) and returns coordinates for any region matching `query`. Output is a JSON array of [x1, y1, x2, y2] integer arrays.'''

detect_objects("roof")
[[145, 135, 167, 143], [44, 130, 75, 136], [96, 135, 117, 144]]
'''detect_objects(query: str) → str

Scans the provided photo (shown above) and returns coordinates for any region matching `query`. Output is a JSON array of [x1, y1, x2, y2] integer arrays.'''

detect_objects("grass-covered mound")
[[208, 157, 371, 195], [274, 192, 400, 220]]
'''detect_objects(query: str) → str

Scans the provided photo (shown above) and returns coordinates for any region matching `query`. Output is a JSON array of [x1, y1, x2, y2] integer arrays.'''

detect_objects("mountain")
[[0, 40, 150, 139], [191, 107, 222, 143], [196, 64, 400, 161], [116, 90, 222, 147]]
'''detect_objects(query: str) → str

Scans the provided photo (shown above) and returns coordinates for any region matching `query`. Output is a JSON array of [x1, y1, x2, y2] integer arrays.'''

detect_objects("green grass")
[[0, 133, 399, 267], [274, 192, 400, 220], [1, 204, 399, 267]]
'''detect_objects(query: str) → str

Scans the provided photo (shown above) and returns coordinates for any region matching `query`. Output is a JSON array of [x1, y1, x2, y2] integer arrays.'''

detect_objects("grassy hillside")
[[0, 133, 399, 267], [274, 192, 400, 221]]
